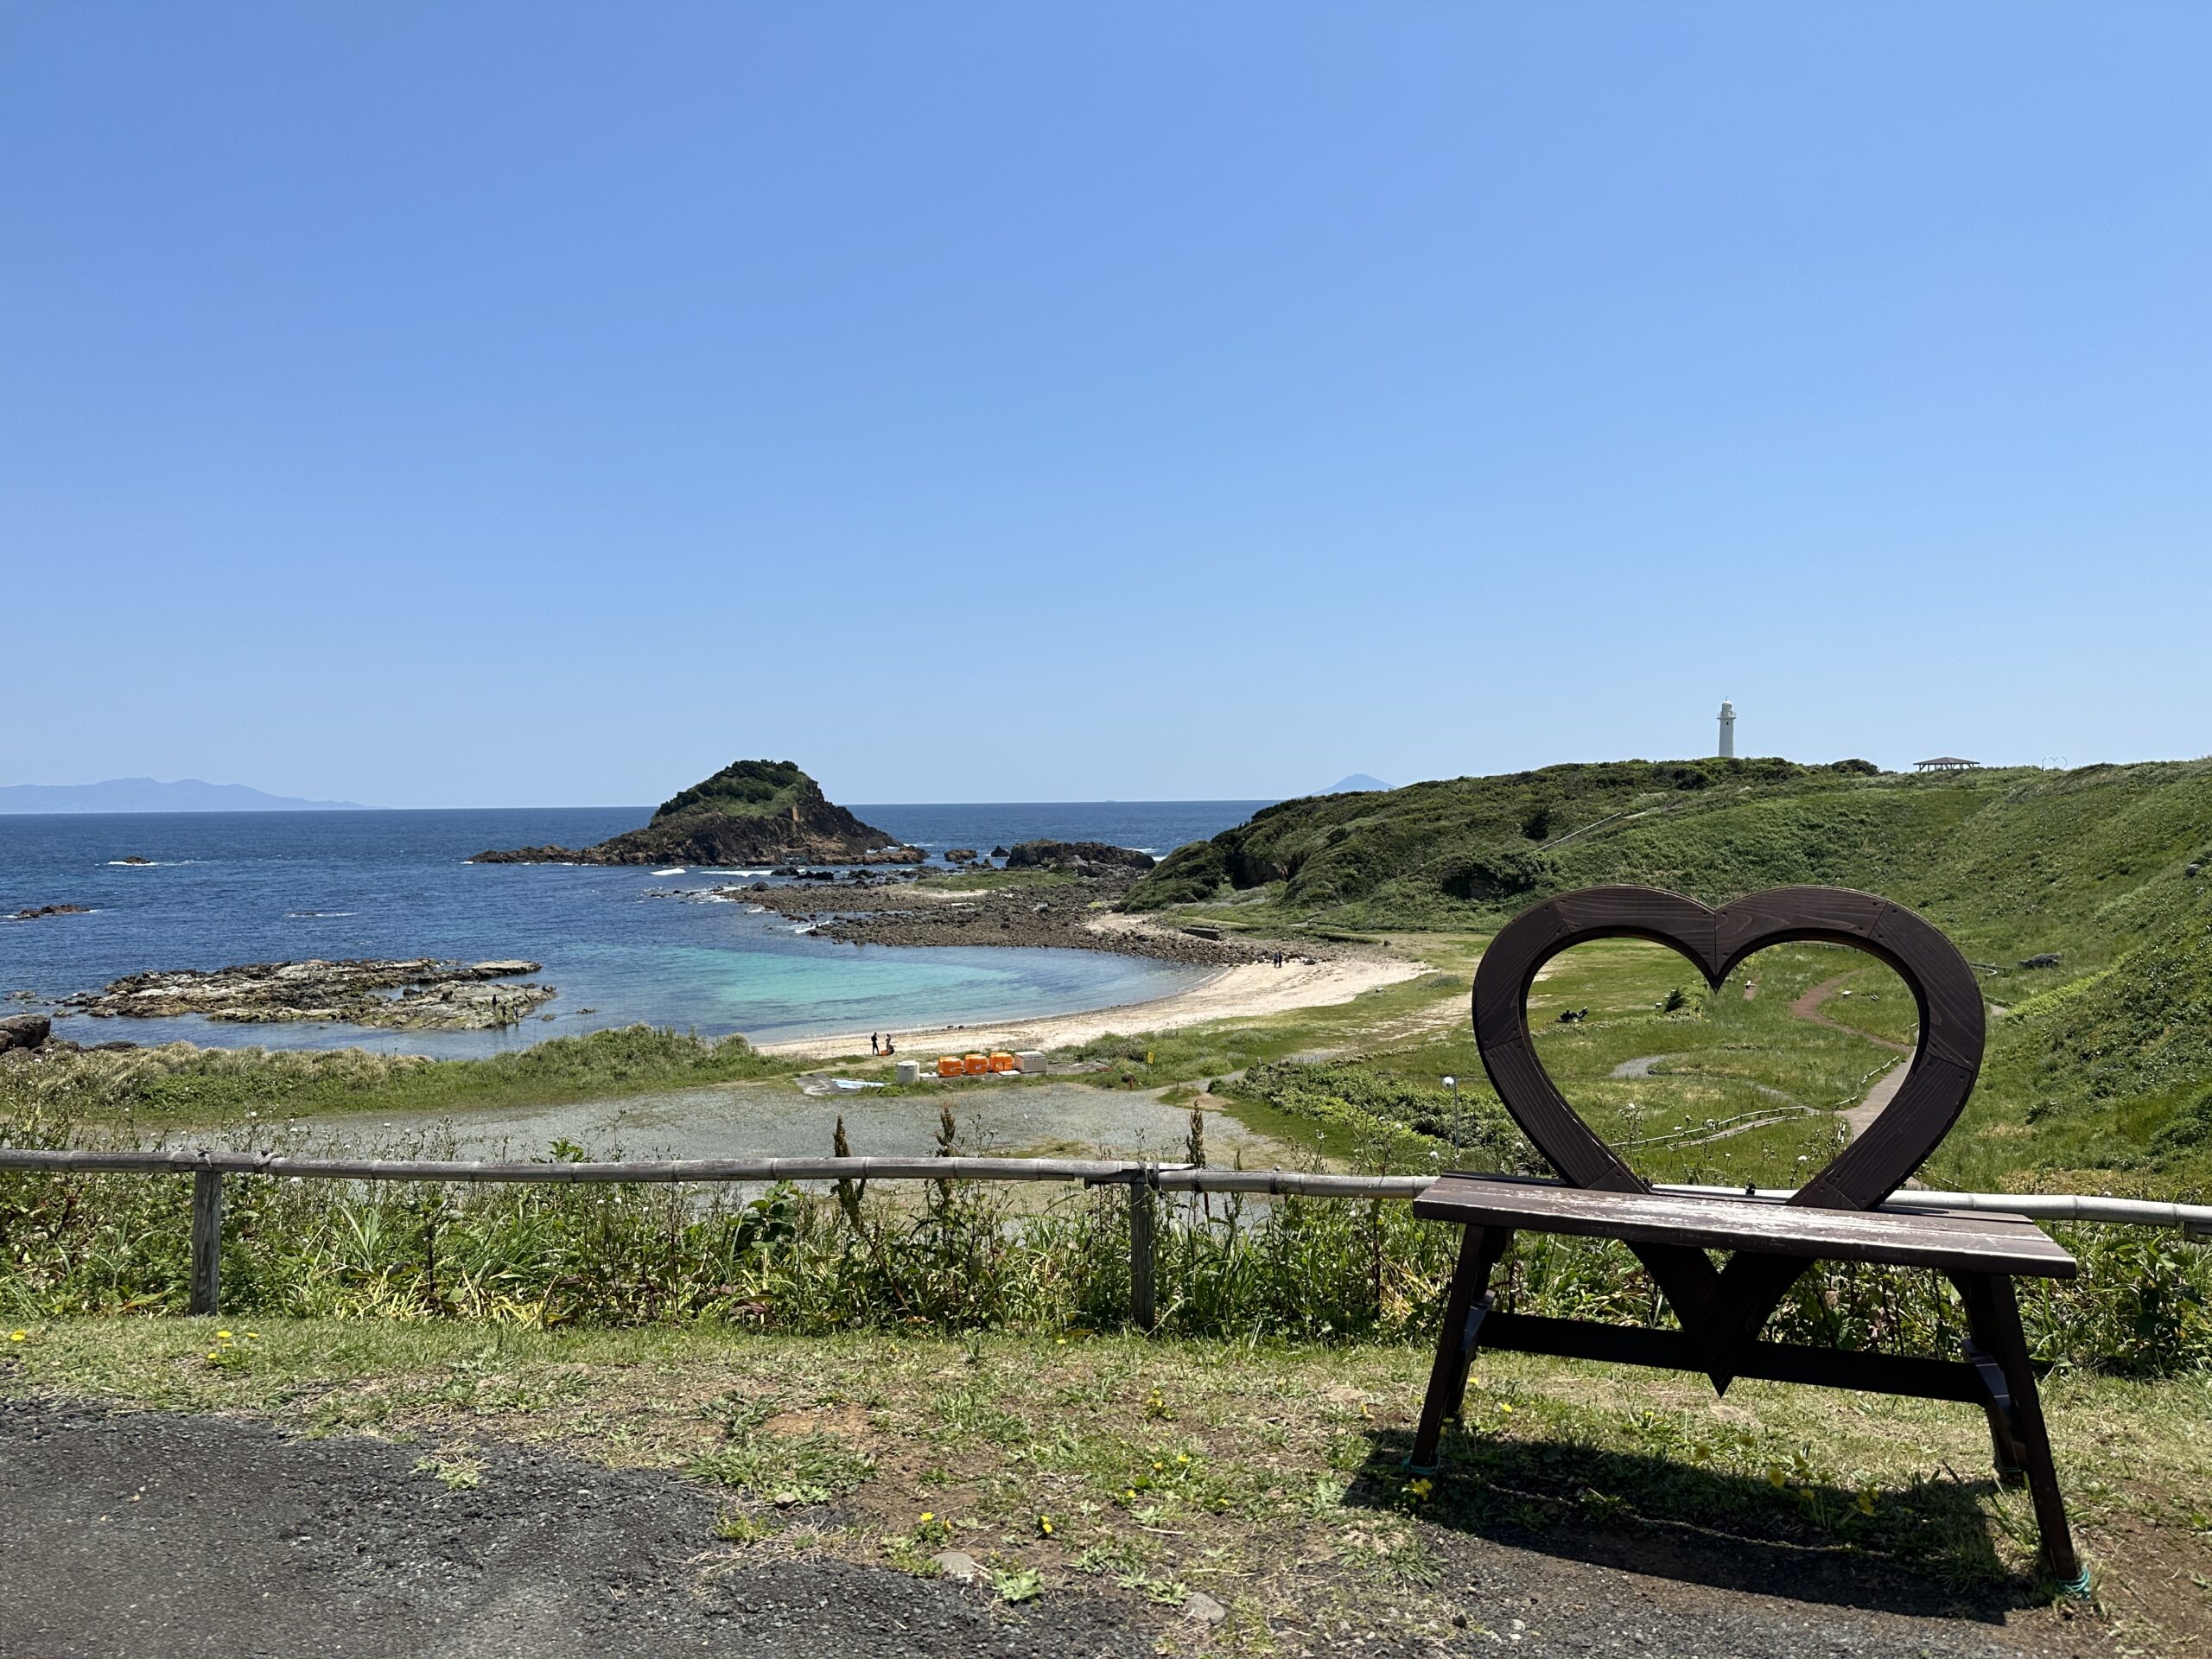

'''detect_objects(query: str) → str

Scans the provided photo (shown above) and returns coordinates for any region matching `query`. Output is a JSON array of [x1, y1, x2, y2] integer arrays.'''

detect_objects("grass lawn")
[[5, 1317, 2206, 1653]]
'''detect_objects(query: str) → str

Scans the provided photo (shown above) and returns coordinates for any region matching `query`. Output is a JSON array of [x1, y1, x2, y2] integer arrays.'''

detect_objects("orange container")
[[989, 1052, 1017, 1072], [937, 1057, 963, 1078], [963, 1052, 989, 1076]]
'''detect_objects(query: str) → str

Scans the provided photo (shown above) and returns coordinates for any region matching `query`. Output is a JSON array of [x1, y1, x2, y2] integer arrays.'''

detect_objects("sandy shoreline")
[[756, 951, 1426, 1062]]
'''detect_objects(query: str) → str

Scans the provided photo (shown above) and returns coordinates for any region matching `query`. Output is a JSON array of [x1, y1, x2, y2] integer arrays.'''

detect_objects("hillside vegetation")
[[1129, 758, 2212, 1190], [649, 758, 817, 823]]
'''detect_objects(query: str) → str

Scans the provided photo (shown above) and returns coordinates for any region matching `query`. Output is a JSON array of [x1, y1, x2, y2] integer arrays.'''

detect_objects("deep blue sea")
[[0, 803, 1268, 1056]]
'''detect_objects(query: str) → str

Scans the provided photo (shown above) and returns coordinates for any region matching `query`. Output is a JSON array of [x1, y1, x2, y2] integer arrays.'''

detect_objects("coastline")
[[755, 950, 1425, 1062]]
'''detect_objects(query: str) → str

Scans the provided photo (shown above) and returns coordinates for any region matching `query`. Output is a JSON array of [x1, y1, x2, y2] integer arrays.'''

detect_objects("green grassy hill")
[[1128, 758, 2212, 1192], [648, 759, 817, 823]]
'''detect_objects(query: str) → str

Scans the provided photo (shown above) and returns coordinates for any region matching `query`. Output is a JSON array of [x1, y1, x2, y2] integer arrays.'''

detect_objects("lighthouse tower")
[[1717, 699, 1737, 759]]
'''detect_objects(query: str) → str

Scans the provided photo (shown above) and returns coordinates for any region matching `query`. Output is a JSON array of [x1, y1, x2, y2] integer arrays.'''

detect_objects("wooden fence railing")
[[3, 1147, 2206, 1319]]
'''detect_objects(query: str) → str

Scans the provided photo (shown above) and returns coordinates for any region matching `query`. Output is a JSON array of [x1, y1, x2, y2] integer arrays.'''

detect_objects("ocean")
[[0, 802, 1268, 1057]]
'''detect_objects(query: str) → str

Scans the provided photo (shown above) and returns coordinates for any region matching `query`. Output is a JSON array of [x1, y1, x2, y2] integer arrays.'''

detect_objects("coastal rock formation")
[[64, 959, 555, 1032], [736, 863, 1336, 969], [0, 1014, 52, 1053], [472, 760, 922, 867], [7, 905, 91, 922], [1004, 839, 1157, 874]]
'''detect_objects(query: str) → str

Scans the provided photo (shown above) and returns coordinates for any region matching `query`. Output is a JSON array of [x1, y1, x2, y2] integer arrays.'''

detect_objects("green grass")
[[1124, 757, 2212, 1192], [649, 758, 822, 823], [8, 1317, 2209, 1651], [3, 1023, 791, 1126]]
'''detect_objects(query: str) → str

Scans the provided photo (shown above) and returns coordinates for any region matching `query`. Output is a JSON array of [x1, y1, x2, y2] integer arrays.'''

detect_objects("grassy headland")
[[1127, 758, 2212, 1193]]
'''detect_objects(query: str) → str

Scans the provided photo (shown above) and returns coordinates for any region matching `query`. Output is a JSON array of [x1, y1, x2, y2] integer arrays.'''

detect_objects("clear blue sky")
[[5, 4, 2206, 807]]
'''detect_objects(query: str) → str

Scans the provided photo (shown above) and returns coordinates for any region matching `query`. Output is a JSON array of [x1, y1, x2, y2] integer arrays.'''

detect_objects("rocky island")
[[63, 958, 556, 1031], [471, 760, 922, 867]]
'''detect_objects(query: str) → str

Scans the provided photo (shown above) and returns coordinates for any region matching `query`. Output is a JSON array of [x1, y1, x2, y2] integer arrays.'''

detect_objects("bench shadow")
[[1350, 1424, 2026, 1624]]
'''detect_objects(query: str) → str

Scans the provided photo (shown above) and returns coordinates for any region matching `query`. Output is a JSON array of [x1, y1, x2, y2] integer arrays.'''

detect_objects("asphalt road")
[[0, 1403, 2095, 1658]]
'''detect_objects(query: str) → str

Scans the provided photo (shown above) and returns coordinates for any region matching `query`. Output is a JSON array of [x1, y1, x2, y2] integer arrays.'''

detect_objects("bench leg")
[[1409, 1224, 1510, 1471], [1955, 1272, 2082, 1587]]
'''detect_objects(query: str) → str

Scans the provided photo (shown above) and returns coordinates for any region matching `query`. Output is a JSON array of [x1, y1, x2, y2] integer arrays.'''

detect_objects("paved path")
[[0, 1403, 2096, 1658]]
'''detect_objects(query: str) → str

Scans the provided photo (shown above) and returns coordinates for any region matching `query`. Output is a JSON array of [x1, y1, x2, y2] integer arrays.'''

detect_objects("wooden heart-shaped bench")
[[1407, 885, 2083, 1586]]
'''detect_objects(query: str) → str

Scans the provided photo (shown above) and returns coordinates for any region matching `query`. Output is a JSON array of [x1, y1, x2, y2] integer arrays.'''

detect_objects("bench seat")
[[1413, 1173, 2076, 1279]]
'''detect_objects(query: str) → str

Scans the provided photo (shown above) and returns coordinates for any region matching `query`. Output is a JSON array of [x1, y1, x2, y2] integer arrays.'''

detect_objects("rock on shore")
[[63, 959, 556, 1031], [1004, 840, 1156, 874], [471, 760, 922, 867], [0, 1014, 52, 1053], [6, 904, 91, 922]]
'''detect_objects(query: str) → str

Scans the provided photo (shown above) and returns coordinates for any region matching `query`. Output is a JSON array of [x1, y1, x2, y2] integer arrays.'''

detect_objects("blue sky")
[[5, 4, 2206, 806]]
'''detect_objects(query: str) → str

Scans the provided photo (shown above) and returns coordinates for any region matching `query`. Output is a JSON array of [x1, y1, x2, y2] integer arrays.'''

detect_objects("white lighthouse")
[[1717, 699, 1737, 759]]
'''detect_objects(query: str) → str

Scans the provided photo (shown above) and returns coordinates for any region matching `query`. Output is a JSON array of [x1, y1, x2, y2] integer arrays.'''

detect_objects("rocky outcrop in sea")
[[1003, 840, 1157, 874], [471, 760, 921, 867], [62, 959, 556, 1031]]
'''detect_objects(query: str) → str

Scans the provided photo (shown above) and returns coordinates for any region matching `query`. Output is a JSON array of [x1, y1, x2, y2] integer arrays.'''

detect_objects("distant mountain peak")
[[0, 778, 365, 814], [1319, 773, 1391, 795]]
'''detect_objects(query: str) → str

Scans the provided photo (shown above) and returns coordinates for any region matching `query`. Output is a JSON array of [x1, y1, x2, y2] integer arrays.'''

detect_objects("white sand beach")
[[756, 950, 1426, 1062]]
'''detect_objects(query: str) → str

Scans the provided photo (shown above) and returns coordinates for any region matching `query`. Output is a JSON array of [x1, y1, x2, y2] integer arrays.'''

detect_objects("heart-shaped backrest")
[[1473, 885, 1984, 1211]]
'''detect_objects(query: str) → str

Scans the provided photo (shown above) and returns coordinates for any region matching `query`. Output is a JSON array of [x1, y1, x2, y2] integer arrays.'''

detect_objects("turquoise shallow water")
[[0, 804, 1265, 1057]]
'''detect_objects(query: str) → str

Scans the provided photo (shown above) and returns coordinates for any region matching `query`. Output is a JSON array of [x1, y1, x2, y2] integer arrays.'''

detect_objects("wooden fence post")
[[1128, 1166, 1157, 1333], [189, 1166, 224, 1316]]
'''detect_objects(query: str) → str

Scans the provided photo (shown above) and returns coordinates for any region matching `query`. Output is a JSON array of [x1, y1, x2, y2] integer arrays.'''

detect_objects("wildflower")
[[1055, 1337, 1067, 1345], [216, 1330, 233, 1340], [918, 1512, 933, 1524], [1037, 1514, 1053, 1535], [1497, 1402, 1513, 1414], [1175, 1453, 1190, 1465], [1407, 1478, 1433, 1499], [7, 1331, 25, 1343], [245, 1332, 260, 1341]]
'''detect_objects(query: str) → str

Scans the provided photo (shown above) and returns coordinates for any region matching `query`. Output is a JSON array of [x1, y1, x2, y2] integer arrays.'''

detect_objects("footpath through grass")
[[4, 1317, 2205, 1654]]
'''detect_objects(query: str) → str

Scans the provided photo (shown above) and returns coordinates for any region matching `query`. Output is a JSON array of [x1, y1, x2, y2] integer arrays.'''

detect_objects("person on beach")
[[883, 1034, 896, 1056], [870, 1032, 880, 1054]]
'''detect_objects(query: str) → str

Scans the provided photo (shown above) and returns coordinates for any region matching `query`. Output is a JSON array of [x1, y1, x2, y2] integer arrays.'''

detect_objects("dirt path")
[[1788, 975, 1915, 1145], [1789, 976, 1914, 1055], [0, 1402, 2075, 1658]]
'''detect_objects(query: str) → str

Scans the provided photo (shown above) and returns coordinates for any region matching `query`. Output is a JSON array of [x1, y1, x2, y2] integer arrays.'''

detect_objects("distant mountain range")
[[0, 778, 366, 814], [1318, 774, 1391, 795]]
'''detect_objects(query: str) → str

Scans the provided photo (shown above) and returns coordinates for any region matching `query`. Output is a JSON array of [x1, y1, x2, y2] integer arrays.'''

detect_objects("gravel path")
[[0, 1402, 1150, 1659], [0, 1403, 2094, 1658]]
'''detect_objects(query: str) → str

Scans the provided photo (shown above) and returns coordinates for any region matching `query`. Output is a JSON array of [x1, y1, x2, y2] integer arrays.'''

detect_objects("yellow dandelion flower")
[[7, 1331, 26, 1343], [1497, 1402, 1513, 1414], [216, 1330, 233, 1340], [1038, 1515, 1053, 1535], [918, 1512, 934, 1524], [1176, 1453, 1190, 1464], [1408, 1478, 1433, 1499]]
